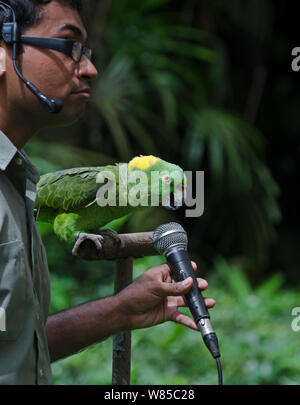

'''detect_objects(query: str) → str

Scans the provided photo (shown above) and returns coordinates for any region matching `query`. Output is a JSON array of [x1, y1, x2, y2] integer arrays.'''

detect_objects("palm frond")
[[184, 107, 280, 267], [24, 141, 115, 174]]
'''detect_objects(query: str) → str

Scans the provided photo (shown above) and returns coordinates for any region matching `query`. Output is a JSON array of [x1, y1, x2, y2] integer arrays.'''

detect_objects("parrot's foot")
[[72, 232, 104, 256], [98, 228, 122, 245], [72, 229, 122, 256]]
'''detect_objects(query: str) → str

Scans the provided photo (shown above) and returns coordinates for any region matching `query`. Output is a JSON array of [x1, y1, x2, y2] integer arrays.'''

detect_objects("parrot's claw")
[[98, 228, 121, 245], [72, 232, 104, 256]]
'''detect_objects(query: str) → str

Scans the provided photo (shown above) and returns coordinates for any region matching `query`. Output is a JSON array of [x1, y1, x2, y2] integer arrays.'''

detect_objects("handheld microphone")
[[153, 222, 222, 366]]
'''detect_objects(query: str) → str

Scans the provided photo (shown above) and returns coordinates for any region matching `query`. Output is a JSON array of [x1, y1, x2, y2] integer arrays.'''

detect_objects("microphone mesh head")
[[153, 222, 188, 254]]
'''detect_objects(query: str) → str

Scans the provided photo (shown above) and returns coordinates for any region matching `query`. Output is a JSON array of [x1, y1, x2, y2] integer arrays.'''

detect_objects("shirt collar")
[[0, 130, 18, 171], [0, 130, 40, 184]]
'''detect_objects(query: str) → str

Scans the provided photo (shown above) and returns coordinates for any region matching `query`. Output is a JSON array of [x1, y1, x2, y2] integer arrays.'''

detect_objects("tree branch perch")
[[76, 231, 156, 261]]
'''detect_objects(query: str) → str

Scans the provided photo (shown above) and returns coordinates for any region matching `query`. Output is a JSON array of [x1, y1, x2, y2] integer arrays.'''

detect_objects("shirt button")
[[36, 312, 40, 321], [15, 157, 23, 166], [39, 368, 44, 377]]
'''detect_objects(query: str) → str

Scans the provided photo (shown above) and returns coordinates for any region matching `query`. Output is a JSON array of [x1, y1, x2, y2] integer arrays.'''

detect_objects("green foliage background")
[[48, 256, 300, 385], [23, 0, 300, 384]]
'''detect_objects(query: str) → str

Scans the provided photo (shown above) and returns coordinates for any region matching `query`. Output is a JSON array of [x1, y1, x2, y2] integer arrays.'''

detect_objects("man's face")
[[3, 0, 98, 127]]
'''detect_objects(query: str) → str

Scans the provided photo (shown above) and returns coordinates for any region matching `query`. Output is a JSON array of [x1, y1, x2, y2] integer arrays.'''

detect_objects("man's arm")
[[46, 262, 216, 362], [46, 294, 129, 362]]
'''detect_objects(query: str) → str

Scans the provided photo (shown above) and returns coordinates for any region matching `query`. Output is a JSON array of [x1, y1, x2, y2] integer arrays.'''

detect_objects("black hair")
[[0, 0, 83, 35]]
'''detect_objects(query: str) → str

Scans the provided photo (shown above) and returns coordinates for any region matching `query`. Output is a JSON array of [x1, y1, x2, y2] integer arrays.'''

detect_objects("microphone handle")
[[166, 247, 221, 359], [166, 247, 210, 322]]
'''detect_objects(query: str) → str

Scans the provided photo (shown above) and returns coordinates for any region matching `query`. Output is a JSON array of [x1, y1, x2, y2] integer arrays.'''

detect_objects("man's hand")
[[117, 261, 216, 331], [46, 261, 215, 362]]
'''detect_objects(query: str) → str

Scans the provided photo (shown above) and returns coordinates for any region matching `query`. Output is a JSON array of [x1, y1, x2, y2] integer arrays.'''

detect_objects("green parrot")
[[35, 155, 187, 255]]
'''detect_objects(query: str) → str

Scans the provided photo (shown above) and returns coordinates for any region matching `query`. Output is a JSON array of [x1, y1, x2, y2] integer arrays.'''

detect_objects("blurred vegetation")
[[23, 0, 300, 384], [50, 256, 300, 385]]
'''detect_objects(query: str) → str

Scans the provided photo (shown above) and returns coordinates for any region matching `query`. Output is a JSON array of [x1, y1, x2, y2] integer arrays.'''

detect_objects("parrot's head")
[[127, 155, 187, 210]]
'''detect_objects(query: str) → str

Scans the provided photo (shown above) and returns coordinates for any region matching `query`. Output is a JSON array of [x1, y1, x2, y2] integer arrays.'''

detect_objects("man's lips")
[[72, 88, 91, 98]]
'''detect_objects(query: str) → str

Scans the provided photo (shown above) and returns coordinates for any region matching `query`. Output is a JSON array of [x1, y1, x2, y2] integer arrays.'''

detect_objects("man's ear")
[[0, 47, 6, 75]]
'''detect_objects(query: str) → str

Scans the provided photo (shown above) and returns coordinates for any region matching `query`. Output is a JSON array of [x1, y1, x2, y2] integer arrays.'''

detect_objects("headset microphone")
[[0, 1, 63, 114], [18, 74, 63, 114], [153, 222, 223, 385]]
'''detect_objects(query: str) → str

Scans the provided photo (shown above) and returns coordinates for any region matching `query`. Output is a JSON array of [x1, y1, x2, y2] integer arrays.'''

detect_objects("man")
[[0, 0, 216, 384]]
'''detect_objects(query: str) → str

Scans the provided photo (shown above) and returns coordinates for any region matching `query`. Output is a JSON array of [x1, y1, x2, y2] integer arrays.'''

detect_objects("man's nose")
[[76, 56, 99, 81]]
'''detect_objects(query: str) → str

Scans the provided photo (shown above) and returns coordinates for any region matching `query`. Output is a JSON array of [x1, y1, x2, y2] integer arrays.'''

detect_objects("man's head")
[[0, 0, 83, 36], [0, 0, 98, 140]]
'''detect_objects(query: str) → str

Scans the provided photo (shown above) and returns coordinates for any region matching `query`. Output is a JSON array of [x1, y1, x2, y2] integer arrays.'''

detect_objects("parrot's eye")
[[162, 175, 172, 185]]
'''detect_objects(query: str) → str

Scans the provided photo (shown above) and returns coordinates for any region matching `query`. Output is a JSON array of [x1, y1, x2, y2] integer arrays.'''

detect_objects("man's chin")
[[48, 103, 86, 128]]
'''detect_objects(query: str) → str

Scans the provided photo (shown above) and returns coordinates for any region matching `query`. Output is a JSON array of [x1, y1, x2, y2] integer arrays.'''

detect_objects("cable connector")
[[198, 325, 223, 384], [203, 332, 221, 359]]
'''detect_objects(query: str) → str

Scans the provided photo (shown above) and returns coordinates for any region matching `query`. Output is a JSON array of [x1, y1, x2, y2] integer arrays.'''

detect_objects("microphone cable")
[[216, 357, 223, 385]]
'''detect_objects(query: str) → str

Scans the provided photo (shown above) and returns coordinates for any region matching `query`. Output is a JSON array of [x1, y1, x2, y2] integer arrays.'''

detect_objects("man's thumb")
[[162, 277, 193, 296]]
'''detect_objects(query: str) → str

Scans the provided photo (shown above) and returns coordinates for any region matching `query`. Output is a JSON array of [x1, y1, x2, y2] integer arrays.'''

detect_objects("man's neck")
[[0, 113, 37, 150], [0, 126, 32, 150]]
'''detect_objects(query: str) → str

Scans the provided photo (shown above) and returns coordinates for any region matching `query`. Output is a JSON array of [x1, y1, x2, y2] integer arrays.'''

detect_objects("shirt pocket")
[[0, 240, 27, 340]]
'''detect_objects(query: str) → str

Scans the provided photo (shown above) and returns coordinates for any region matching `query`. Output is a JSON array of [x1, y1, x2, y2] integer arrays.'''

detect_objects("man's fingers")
[[159, 275, 210, 296], [158, 276, 194, 296], [171, 295, 216, 308], [158, 274, 212, 298], [149, 261, 197, 278], [169, 297, 216, 330], [171, 311, 198, 331], [191, 261, 197, 271], [197, 278, 208, 290], [204, 297, 216, 308]]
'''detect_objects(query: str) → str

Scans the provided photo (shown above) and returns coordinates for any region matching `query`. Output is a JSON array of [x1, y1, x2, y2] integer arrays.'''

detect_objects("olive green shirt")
[[0, 130, 52, 384]]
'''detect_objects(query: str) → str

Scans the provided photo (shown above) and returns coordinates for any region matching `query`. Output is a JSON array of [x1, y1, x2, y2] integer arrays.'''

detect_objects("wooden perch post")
[[76, 231, 157, 385]]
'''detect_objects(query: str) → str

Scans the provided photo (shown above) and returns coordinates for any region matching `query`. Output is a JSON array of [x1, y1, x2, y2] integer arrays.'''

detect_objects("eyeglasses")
[[20, 35, 92, 63]]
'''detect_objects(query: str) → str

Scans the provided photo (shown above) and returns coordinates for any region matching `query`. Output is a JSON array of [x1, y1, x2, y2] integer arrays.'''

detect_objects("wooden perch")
[[112, 257, 134, 385], [74, 230, 159, 385], [76, 231, 156, 261]]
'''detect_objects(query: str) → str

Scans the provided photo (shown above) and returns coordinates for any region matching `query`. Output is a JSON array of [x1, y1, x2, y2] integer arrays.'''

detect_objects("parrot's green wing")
[[36, 165, 117, 212]]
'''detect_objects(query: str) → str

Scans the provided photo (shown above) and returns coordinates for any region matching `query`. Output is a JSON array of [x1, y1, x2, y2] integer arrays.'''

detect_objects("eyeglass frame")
[[19, 35, 92, 63]]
